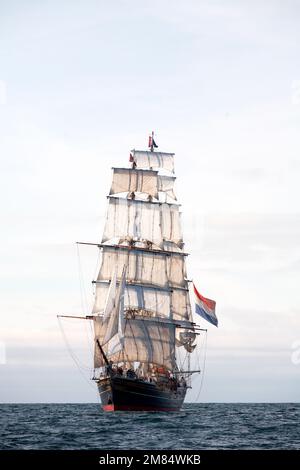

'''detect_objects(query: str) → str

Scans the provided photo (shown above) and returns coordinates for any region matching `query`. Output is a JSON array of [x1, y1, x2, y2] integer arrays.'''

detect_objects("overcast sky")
[[0, 0, 300, 403]]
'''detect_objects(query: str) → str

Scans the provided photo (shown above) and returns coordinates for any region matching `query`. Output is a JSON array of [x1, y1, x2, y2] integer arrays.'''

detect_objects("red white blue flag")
[[193, 283, 218, 327]]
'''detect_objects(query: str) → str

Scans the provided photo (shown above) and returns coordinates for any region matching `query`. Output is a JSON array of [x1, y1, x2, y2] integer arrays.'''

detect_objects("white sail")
[[171, 288, 193, 322], [117, 267, 126, 341], [102, 198, 161, 245], [102, 198, 182, 248], [158, 175, 176, 200], [103, 290, 119, 344], [161, 203, 183, 247], [103, 266, 126, 345], [132, 150, 174, 173], [106, 267, 126, 356], [110, 319, 176, 369], [93, 281, 171, 318], [110, 168, 158, 198], [93, 280, 192, 322], [103, 269, 117, 320], [99, 247, 167, 288], [167, 253, 187, 287], [99, 266, 126, 363], [168, 204, 186, 246], [93, 317, 106, 367], [124, 284, 170, 317], [97, 247, 186, 289]]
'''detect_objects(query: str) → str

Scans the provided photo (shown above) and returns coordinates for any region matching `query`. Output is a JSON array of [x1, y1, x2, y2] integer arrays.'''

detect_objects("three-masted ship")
[[59, 134, 217, 411]]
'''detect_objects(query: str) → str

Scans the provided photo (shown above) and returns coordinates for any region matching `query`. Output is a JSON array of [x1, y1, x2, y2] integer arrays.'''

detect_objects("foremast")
[[92, 139, 197, 374]]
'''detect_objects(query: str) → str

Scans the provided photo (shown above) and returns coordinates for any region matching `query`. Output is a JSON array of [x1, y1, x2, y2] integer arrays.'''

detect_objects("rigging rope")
[[76, 243, 89, 314], [195, 331, 208, 403], [58, 317, 96, 391], [76, 243, 94, 360]]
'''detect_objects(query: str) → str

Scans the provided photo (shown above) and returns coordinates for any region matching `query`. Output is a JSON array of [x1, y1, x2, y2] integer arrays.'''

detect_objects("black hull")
[[97, 376, 187, 412]]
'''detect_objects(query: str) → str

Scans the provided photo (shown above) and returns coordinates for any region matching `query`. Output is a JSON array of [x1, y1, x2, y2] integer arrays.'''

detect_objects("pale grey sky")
[[0, 0, 300, 402]]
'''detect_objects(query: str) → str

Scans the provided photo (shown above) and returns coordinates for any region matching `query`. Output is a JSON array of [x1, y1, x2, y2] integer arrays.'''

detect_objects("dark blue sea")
[[1, 403, 299, 450]]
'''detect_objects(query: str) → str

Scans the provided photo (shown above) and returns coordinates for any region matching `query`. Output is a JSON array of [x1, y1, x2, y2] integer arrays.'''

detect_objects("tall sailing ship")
[[59, 133, 218, 412]]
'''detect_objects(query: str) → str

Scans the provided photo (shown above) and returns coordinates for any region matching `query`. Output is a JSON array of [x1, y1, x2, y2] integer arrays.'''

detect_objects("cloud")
[[0, 0, 299, 402]]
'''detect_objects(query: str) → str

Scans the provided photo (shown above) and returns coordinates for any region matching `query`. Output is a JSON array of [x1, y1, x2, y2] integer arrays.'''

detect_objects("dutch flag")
[[193, 283, 218, 327]]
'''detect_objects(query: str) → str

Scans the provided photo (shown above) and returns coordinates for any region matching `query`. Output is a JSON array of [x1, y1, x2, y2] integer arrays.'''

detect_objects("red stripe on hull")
[[102, 404, 180, 412]]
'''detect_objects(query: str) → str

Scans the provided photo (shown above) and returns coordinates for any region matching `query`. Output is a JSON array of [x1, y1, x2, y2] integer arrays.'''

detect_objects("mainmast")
[[92, 134, 196, 371]]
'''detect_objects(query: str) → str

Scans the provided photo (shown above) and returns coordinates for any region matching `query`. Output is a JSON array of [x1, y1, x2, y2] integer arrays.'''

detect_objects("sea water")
[[1, 403, 299, 450]]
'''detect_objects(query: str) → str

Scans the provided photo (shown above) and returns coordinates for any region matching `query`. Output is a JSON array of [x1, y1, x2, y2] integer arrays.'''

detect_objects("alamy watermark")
[[0, 341, 6, 365], [291, 340, 300, 366]]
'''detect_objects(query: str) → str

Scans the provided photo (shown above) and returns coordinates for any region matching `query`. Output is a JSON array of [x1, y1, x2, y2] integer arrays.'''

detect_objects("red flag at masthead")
[[148, 131, 158, 152]]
